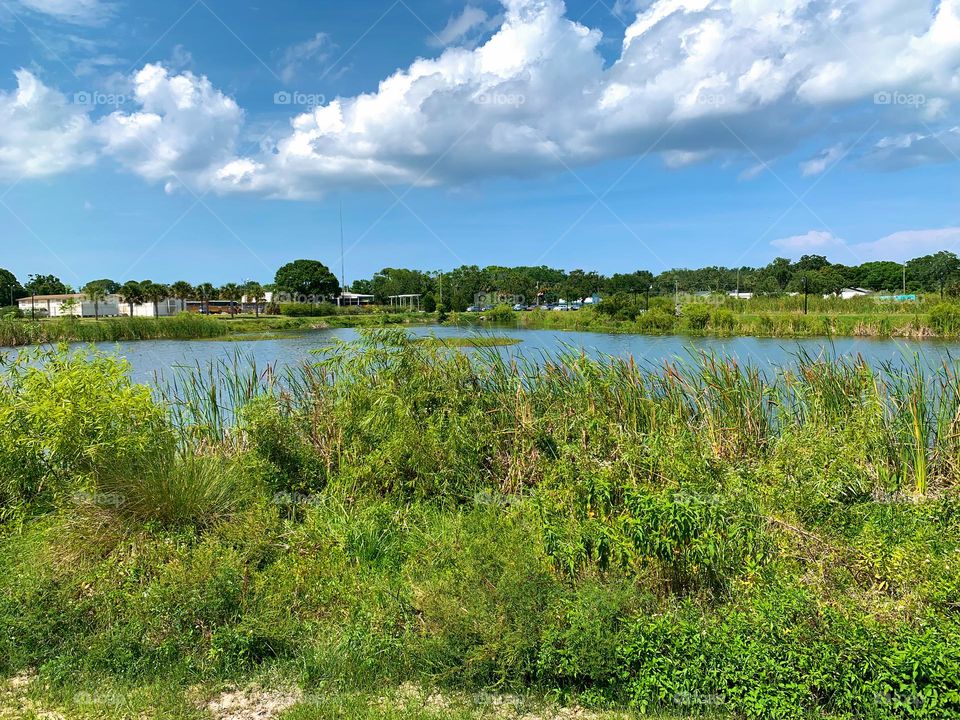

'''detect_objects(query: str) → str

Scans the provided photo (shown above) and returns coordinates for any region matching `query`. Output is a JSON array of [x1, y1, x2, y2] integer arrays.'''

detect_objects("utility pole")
[[675, 280, 680, 316], [645, 285, 651, 312], [903, 264, 907, 295], [339, 201, 346, 306], [803, 276, 809, 315]]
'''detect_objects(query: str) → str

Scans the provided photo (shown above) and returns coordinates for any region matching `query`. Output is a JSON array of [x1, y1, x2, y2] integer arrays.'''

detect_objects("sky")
[[0, 0, 958, 288]]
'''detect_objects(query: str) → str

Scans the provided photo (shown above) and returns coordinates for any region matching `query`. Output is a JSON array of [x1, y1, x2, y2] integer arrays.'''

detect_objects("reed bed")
[[0, 314, 230, 347]]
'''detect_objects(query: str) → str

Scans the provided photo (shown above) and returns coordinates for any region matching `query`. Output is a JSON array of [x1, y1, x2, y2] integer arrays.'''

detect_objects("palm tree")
[[195, 283, 216, 315], [141, 281, 170, 318], [219, 283, 242, 318], [170, 281, 194, 313], [82, 280, 109, 321], [118, 281, 144, 317], [243, 281, 264, 319]]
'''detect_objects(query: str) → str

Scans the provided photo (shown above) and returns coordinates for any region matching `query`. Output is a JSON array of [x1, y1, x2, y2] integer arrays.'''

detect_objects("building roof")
[[18, 293, 83, 302]]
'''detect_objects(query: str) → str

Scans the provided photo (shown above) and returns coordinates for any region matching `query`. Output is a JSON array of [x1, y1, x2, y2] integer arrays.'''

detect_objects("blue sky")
[[0, 0, 959, 288]]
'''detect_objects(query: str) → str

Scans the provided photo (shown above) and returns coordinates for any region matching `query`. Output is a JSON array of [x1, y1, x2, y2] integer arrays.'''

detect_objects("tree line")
[[3, 252, 959, 314]]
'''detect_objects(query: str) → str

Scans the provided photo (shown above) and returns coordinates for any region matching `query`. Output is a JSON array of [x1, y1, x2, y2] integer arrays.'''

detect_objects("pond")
[[61, 325, 960, 386]]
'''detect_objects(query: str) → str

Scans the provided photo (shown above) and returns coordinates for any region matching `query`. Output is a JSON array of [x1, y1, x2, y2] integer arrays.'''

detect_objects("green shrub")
[[0, 347, 170, 522], [636, 308, 676, 332], [681, 303, 711, 331], [482, 304, 517, 323], [711, 308, 736, 332], [280, 302, 338, 317]]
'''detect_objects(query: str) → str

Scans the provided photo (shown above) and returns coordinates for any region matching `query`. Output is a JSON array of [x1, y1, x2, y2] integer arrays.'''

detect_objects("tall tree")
[[219, 283, 243, 317], [195, 283, 216, 314], [243, 281, 265, 318], [117, 281, 144, 317], [0, 268, 25, 307], [140, 281, 170, 318], [274, 260, 340, 302], [24, 274, 69, 296], [82, 280, 111, 321]]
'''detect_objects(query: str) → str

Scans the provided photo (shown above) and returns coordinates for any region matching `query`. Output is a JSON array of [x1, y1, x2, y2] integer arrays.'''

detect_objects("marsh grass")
[[0, 314, 230, 347]]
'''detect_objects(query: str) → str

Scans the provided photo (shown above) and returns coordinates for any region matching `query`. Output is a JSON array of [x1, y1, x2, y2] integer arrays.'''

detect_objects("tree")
[[908, 251, 960, 298], [274, 260, 340, 302], [117, 281, 144, 316], [195, 283, 216, 314], [140, 281, 170, 318], [243, 281, 265, 318], [82, 280, 111, 321], [219, 283, 243, 317], [170, 281, 194, 306], [0, 268, 25, 307], [25, 274, 69, 296]]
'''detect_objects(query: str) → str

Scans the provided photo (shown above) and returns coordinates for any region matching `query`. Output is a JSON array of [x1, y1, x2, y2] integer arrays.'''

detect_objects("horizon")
[[1, 1, 958, 286]]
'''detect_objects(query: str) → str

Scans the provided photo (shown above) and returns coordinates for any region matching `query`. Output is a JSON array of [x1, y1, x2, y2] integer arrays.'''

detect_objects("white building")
[[18, 293, 185, 318], [823, 288, 873, 300]]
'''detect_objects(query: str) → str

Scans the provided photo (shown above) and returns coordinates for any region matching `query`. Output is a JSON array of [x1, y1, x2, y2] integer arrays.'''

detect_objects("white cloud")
[[800, 144, 845, 177], [771, 230, 848, 255], [2, 0, 960, 197], [772, 227, 960, 263], [97, 64, 244, 189], [863, 126, 960, 170], [429, 5, 500, 48], [13, 0, 111, 24], [0, 69, 96, 179], [278, 33, 333, 85]]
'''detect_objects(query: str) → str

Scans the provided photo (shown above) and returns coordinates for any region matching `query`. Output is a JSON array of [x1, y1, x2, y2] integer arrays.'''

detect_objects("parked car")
[[554, 304, 570, 311], [571, 302, 583, 310], [481, 305, 494, 312], [466, 305, 482, 312], [512, 303, 525, 311]]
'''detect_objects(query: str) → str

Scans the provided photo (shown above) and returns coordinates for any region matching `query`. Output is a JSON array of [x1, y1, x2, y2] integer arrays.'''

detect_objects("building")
[[825, 288, 873, 300], [339, 292, 375, 306], [18, 293, 185, 318]]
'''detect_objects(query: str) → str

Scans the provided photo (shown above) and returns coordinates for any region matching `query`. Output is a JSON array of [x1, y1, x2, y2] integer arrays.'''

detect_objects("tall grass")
[[0, 314, 230, 347], [158, 330, 960, 498]]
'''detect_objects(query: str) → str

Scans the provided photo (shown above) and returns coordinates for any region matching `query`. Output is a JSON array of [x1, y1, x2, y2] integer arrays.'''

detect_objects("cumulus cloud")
[[772, 227, 960, 263], [1, 0, 960, 197], [97, 64, 244, 190], [0, 69, 96, 178]]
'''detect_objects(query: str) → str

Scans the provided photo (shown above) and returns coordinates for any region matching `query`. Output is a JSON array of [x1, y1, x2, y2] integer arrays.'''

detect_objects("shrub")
[[711, 308, 736, 332], [0, 347, 170, 522], [279, 302, 339, 317], [636, 309, 676, 333], [682, 303, 711, 331], [483, 304, 517, 323]]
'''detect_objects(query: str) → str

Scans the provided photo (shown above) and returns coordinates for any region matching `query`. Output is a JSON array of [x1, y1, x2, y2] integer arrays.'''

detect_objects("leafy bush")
[[711, 308, 736, 332], [279, 302, 339, 317], [681, 303, 711, 330], [482, 304, 517, 323], [636, 309, 676, 332], [0, 347, 170, 522]]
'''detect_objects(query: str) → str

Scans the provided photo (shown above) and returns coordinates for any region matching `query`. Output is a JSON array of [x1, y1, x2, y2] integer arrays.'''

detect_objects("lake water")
[[56, 325, 960, 386]]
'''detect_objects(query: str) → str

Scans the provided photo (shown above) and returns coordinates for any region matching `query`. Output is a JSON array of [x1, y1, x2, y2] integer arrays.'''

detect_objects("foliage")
[[3, 339, 960, 719], [274, 259, 340, 301]]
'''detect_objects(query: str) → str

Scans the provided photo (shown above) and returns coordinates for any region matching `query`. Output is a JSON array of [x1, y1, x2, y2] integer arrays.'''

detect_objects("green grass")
[[3, 333, 960, 719]]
